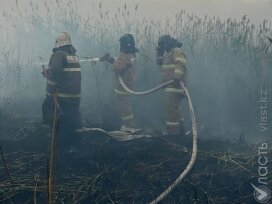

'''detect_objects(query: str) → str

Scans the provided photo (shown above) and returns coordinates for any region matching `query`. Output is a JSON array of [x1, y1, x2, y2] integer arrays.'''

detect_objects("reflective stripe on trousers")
[[161, 64, 176, 69], [46, 92, 80, 98], [121, 113, 134, 121], [63, 68, 81, 72], [47, 80, 57, 86], [165, 89, 183, 135], [165, 87, 184, 95], [116, 90, 133, 127], [166, 121, 180, 126]]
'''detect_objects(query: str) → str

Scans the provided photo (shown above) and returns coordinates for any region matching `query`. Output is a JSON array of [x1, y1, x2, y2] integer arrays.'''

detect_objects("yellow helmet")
[[54, 32, 72, 48]]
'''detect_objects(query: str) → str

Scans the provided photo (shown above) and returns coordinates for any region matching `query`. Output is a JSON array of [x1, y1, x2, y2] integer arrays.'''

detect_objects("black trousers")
[[42, 96, 54, 127], [42, 96, 82, 147]]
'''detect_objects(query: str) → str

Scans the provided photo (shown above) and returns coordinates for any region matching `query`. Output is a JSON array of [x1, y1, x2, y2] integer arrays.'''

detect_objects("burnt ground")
[[0, 117, 271, 204]]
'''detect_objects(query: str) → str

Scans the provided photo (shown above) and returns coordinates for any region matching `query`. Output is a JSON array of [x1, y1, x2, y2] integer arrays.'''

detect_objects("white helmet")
[[55, 32, 72, 48]]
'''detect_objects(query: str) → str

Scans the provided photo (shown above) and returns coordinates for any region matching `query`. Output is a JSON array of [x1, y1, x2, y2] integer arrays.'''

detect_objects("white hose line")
[[118, 75, 173, 95], [37, 58, 171, 96], [149, 82, 198, 204], [79, 58, 101, 63], [41, 57, 198, 202]]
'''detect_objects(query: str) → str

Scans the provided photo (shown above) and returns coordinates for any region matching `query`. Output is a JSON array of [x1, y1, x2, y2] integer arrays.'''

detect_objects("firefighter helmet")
[[157, 35, 182, 52], [157, 35, 171, 47], [55, 32, 72, 48], [119, 34, 138, 53]]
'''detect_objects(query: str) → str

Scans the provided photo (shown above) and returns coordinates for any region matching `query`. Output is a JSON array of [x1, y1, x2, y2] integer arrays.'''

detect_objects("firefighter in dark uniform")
[[42, 32, 81, 146], [156, 35, 187, 136]]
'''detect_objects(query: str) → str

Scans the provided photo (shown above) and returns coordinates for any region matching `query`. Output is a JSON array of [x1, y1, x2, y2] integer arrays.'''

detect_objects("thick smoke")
[[0, 0, 271, 139]]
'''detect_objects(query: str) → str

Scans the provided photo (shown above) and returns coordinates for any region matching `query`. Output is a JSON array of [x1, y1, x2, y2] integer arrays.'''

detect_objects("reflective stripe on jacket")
[[161, 47, 187, 84], [48, 50, 81, 97], [112, 52, 136, 93]]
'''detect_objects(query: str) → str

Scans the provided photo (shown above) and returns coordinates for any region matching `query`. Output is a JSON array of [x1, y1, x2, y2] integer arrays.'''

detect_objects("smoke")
[[0, 0, 271, 140]]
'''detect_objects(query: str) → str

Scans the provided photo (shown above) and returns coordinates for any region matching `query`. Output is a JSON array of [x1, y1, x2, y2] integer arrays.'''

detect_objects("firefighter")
[[156, 35, 187, 136], [42, 32, 82, 146], [100, 34, 139, 133]]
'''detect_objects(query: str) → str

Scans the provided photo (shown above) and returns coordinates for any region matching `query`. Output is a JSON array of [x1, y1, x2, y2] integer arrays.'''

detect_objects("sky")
[[0, 0, 271, 47], [82, 0, 271, 22], [148, 0, 271, 23], [0, 0, 271, 23], [72, 0, 272, 24]]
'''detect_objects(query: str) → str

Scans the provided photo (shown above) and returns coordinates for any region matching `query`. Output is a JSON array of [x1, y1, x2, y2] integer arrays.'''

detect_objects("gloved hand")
[[156, 56, 163, 65], [100, 53, 115, 64], [41, 65, 49, 78], [100, 53, 110, 62], [156, 46, 165, 65]]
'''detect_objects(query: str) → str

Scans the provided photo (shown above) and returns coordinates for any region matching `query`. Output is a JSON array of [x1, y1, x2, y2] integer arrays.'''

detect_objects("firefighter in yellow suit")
[[100, 34, 139, 133], [42, 32, 82, 147], [156, 35, 187, 136]]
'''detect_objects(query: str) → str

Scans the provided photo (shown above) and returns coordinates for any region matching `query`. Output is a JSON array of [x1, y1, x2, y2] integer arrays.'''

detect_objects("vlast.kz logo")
[[254, 89, 271, 203], [251, 184, 271, 203]]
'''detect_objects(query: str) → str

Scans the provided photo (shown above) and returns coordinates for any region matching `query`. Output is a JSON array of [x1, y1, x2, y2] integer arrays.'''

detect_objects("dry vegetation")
[[0, 0, 271, 133], [0, 126, 271, 203]]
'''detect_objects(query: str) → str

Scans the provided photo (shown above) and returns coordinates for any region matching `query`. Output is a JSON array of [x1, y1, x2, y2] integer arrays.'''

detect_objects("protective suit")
[[101, 34, 139, 132], [157, 35, 187, 136], [42, 32, 81, 143], [113, 52, 137, 128]]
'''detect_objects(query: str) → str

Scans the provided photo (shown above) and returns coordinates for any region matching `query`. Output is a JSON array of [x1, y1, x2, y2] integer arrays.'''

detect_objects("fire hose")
[[87, 57, 198, 203], [149, 81, 198, 204], [48, 93, 59, 204], [42, 65, 59, 204], [118, 75, 173, 95], [41, 57, 198, 203], [116, 72, 198, 203], [80, 57, 174, 95]]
